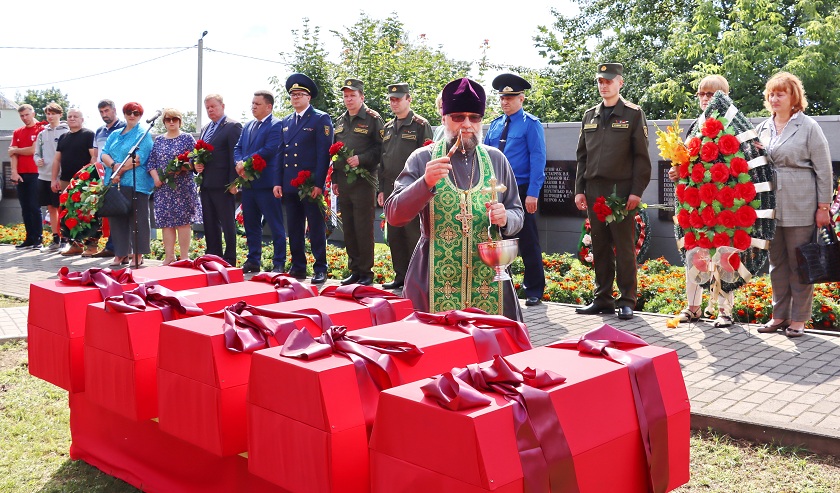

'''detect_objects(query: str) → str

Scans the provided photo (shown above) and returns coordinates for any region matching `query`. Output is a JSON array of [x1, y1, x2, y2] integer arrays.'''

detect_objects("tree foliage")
[[15, 87, 73, 122], [151, 111, 197, 134]]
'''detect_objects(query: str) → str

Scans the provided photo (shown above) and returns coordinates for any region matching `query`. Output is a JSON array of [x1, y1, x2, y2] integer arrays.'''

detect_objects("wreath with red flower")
[[59, 164, 104, 239], [674, 93, 776, 291], [578, 208, 650, 268]]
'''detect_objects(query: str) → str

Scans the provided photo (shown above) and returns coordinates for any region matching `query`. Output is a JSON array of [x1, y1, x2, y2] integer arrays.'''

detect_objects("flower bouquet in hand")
[[189, 139, 214, 186], [291, 170, 342, 229], [161, 151, 192, 190], [330, 141, 375, 187], [654, 113, 689, 167], [593, 186, 646, 224], [228, 153, 267, 190]]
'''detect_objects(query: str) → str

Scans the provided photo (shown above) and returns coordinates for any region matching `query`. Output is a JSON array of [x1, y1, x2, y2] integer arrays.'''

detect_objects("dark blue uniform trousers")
[[242, 188, 286, 268], [282, 193, 327, 275]]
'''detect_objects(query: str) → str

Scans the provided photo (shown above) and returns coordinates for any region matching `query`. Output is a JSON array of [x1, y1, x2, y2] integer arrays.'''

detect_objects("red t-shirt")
[[12, 124, 43, 174]]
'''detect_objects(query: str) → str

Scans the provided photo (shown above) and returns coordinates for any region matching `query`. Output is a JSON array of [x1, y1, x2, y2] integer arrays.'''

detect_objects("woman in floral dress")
[[148, 108, 202, 265]]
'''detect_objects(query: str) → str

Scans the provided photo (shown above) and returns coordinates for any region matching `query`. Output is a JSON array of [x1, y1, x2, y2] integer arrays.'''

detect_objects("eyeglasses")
[[290, 92, 309, 98], [448, 114, 483, 123], [124, 110, 142, 117], [696, 92, 716, 98], [164, 117, 180, 123]]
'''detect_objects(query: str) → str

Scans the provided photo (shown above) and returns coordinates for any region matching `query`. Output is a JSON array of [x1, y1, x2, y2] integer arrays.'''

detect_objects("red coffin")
[[156, 294, 412, 457], [83, 281, 286, 421], [27, 265, 241, 393], [369, 345, 690, 493], [247, 317, 525, 493], [68, 392, 284, 493]]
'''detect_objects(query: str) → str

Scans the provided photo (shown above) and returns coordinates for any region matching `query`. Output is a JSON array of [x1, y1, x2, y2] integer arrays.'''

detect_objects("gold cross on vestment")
[[454, 192, 473, 233], [481, 178, 507, 204]]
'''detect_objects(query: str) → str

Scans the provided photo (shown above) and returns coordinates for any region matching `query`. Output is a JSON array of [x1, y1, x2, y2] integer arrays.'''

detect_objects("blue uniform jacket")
[[484, 108, 546, 198], [280, 106, 334, 195]]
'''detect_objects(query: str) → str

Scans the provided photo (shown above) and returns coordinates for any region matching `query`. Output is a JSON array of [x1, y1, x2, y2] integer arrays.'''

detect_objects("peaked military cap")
[[341, 78, 364, 92], [387, 83, 410, 98], [492, 73, 531, 95], [286, 73, 319, 99], [596, 63, 623, 80]]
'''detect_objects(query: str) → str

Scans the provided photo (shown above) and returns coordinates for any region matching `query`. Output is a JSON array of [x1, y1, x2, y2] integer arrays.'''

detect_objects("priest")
[[385, 77, 524, 321]]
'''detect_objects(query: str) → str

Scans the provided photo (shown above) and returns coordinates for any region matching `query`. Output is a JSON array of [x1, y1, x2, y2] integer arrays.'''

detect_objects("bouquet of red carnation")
[[228, 153, 267, 190], [593, 186, 646, 224], [189, 139, 214, 186], [59, 164, 104, 238], [290, 169, 342, 229], [161, 151, 193, 190], [329, 142, 354, 163], [330, 141, 376, 187], [423, 138, 434, 146]]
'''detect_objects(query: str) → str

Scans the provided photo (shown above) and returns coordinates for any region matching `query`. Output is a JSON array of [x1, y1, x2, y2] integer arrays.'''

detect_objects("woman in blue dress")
[[148, 108, 202, 265]]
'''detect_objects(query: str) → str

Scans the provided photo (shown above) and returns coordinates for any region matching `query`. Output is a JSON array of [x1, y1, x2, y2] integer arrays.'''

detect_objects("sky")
[[0, 0, 575, 130]]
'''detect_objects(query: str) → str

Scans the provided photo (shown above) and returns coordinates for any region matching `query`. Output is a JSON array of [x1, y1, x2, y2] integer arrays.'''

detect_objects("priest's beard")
[[444, 126, 483, 152]]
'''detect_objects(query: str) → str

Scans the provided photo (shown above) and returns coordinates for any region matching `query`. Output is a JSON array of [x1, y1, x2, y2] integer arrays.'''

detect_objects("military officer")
[[378, 82, 433, 289], [484, 73, 547, 306], [574, 62, 651, 320], [332, 78, 385, 286], [280, 73, 333, 284]]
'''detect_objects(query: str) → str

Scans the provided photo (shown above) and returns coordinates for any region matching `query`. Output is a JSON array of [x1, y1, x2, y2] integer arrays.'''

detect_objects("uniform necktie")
[[203, 121, 217, 142], [295, 114, 301, 126], [498, 115, 511, 153], [249, 119, 262, 146]]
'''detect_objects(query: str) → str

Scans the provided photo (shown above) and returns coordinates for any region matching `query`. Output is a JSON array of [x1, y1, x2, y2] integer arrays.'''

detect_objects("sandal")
[[678, 307, 702, 323], [785, 326, 805, 338], [757, 319, 790, 333], [714, 315, 733, 328], [109, 256, 127, 268]]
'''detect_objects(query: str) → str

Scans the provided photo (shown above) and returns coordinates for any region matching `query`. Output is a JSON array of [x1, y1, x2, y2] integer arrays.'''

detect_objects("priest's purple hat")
[[441, 78, 486, 116]]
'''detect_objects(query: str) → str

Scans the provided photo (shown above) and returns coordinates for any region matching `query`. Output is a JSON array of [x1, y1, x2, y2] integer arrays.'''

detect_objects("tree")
[[152, 111, 198, 134], [16, 87, 72, 121]]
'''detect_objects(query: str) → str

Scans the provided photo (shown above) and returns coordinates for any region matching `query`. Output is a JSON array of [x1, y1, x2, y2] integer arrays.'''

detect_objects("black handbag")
[[795, 226, 840, 284], [98, 185, 132, 217]]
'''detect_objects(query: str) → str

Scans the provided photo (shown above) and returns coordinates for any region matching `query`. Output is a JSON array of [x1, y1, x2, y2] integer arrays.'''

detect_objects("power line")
[[0, 47, 194, 90], [205, 48, 287, 65], [0, 46, 191, 50]]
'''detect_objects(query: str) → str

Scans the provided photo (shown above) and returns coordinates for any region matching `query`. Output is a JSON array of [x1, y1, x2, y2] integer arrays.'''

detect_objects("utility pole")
[[197, 31, 208, 131]]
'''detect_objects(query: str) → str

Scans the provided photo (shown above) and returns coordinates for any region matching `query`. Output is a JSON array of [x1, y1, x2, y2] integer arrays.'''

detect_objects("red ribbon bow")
[[549, 325, 669, 493], [319, 284, 400, 324], [104, 283, 204, 321], [406, 307, 532, 361], [280, 326, 424, 428], [422, 356, 577, 493], [211, 301, 333, 353], [250, 272, 316, 301], [169, 254, 233, 285], [58, 265, 136, 299]]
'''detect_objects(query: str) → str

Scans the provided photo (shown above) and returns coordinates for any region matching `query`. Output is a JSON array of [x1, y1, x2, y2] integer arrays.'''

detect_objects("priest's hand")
[[486, 201, 507, 227], [424, 157, 452, 189]]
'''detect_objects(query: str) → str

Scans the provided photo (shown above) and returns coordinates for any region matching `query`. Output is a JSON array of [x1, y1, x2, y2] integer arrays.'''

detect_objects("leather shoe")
[[241, 262, 260, 274], [382, 280, 404, 289], [286, 270, 307, 280], [15, 241, 35, 249], [525, 297, 542, 306], [356, 276, 374, 286], [271, 266, 284, 273], [341, 273, 361, 285], [617, 306, 634, 320], [575, 303, 614, 315], [311, 272, 327, 284]]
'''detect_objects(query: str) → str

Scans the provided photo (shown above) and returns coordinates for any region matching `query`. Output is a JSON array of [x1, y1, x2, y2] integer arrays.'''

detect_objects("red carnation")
[[689, 210, 704, 229], [701, 118, 724, 139], [699, 183, 718, 205], [302, 170, 311, 179], [716, 186, 736, 208], [717, 210, 737, 229], [65, 217, 78, 229], [675, 183, 687, 202], [251, 154, 267, 172], [713, 231, 731, 248], [81, 215, 91, 223], [423, 139, 434, 146], [697, 233, 713, 249], [76, 209, 84, 218], [79, 171, 90, 181], [59, 192, 69, 204], [683, 187, 701, 208], [690, 164, 706, 183], [684, 232, 697, 250], [71, 191, 82, 203], [728, 254, 741, 271], [730, 157, 749, 176], [733, 230, 751, 250], [678, 162, 690, 179], [718, 134, 740, 155], [710, 163, 730, 183], [700, 141, 719, 162], [677, 209, 691, 229], [701, 206, 718, 227], [687, 137, 701, 157], [59, 209, 68, 218], [736, 206, 757, 227], [736, 182, 757, 203], [329, 142, 345, 156]]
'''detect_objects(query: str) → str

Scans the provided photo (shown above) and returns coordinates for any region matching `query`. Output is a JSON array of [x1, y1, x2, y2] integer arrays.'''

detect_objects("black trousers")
[[17, 173, 42, 243], [503, 183, 545, 298], [199, 187, 237, 265]]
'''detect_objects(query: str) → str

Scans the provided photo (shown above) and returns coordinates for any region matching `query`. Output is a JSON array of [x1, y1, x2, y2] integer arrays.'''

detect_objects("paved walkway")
[[1, 243, 838, 455]]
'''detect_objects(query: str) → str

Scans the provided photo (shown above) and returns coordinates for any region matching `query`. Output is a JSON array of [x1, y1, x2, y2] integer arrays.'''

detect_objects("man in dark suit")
[[195, 94, 243, 265], [233, 89, 286, 273], [279, 74, 333, 284]]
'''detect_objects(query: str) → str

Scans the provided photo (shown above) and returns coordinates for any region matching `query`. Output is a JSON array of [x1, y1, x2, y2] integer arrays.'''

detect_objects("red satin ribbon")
[[406, 307, 532, 361], [169, 254, 233, 285], [280, 326, 424, 428], [421, 356, 577, 493], [548, 324, 670, 493], [319, 284, 399, 325], [104, 283, 204, 321], [58, 265, 136, 299], [210, 301, 334, 353], [250, 272, 315, 301]]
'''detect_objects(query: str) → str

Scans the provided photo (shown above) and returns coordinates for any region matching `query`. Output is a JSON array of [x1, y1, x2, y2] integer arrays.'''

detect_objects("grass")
[[0, 295, 28, 308], [2, 342, 839, 492]]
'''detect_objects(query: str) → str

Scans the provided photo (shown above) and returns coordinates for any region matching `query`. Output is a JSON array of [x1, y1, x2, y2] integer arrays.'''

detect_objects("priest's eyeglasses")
[[449, 113, 483, 123]]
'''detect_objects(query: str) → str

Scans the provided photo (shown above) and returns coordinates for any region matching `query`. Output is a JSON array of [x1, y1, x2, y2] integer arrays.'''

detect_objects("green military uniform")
[[334, 88, 384, 279], [575, 95, 651, 309], [381, 104, 433, 285]]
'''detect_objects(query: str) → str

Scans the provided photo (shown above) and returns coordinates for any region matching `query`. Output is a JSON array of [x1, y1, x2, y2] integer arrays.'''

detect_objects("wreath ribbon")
[[58, 265, 135, 299]]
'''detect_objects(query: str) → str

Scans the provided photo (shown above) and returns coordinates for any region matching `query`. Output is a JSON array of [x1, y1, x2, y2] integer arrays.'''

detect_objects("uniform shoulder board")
[[524, 112, 540, 122], [412, 114, 429, 125], [623, 100, 641, 111], [365, 107, 381, 118]]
